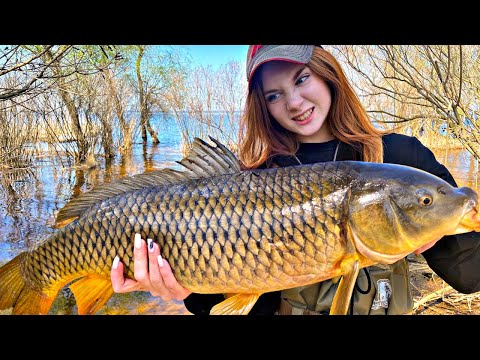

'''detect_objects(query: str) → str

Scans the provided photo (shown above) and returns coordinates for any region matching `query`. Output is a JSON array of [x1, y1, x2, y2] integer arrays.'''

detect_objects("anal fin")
[[69, 275, 115, 315], [330, 258, 360, 315], [210, 293, 261, 315]]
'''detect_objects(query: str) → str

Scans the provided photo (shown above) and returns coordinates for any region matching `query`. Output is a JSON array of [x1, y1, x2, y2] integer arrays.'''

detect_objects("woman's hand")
[[110, 233, 191, 301]]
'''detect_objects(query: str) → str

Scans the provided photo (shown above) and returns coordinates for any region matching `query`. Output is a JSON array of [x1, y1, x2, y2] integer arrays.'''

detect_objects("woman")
[[111, 45, 480, 315]]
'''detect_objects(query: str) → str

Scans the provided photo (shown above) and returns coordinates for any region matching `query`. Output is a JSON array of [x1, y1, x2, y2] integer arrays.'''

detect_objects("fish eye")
[[416, 189, 433, 206], [418, 195, 433, 206]]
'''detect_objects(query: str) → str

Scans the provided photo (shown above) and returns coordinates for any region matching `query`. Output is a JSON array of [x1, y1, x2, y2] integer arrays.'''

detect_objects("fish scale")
[[19, 164, 344, 296]]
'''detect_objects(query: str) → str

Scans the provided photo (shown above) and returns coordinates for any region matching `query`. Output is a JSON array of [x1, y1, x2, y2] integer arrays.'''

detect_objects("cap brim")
[[247, 45, 315, 81]]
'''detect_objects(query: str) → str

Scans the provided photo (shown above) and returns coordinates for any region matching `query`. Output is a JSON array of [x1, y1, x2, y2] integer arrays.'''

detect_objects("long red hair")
[[238, 47, 388, 169]]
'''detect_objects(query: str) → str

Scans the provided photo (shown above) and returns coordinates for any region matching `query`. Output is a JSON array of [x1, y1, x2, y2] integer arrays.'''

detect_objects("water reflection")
[[433, 148, 479, 191], [0, 122, 478, 314], [0, 119, 187, 315]]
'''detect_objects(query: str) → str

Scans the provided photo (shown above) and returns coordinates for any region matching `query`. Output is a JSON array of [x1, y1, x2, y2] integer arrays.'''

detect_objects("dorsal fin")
[[54, 137, 241, 228], [178, 137, 241, 177]]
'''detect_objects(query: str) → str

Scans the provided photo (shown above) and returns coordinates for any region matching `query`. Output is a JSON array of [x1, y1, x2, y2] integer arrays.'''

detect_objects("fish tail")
[[0, 253, 55, 314], [0, 253, 115, 315]]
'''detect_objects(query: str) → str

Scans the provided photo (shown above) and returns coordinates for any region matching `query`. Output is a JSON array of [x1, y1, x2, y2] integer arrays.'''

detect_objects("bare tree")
[[163, 60, 246, 152], [135, 46, 159, 145], [1, 45, 122, 165], [212, 60, 247, 148], [331, 45, 480, 160], [132, 46, 190, 146], [41, 46, 89, 164], [0, 103, 36, 169], [0, 45, 65, 101], [0, 45, 120, 102]]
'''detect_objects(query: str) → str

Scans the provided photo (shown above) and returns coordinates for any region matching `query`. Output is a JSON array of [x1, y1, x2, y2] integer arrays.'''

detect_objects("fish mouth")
[[453, 206, 480, 234], [350, 228, 409, 264], [446, 196, 479, 235]]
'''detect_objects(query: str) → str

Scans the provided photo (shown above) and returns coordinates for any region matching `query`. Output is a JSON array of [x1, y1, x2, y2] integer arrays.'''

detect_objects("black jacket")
[[183, 133, 480, 315]]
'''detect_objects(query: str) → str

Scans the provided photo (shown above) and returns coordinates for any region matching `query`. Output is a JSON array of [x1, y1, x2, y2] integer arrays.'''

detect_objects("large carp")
[[0, 137, 479, 315]]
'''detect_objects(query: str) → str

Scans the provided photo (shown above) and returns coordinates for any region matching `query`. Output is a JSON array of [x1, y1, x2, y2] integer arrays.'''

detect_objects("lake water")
[[0, 117, 478, 315]]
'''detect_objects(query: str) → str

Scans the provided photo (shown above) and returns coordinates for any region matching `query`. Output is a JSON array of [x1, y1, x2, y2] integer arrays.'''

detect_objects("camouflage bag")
[[277, 258, 413, 315]]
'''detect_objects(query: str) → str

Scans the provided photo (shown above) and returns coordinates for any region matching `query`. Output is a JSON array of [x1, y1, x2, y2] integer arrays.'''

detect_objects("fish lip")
[[465, 198, 478, 214], [456, 207, 480, 233], [350, 228, 408, 265], [451, 198, 479, 233], [458, 188, 478, 214]]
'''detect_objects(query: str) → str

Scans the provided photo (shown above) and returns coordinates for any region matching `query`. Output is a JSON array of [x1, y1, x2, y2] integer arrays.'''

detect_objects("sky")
[[183, 45, 249, 69]]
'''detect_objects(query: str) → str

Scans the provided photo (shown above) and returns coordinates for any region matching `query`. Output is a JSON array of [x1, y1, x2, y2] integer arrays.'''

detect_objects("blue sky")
[[183, 45, 249, 69]]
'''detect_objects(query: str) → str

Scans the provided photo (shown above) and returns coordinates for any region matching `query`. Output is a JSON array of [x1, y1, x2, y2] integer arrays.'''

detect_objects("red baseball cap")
[[246, 45, 317, 82]]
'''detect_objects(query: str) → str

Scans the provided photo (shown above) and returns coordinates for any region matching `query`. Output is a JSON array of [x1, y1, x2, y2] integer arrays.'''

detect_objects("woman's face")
[[260, 61, 333, 143]]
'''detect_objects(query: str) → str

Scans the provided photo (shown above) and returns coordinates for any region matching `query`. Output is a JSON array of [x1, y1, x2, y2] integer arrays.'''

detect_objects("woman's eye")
[[296, 74, 309, 85], [266, 93, 280, 103]]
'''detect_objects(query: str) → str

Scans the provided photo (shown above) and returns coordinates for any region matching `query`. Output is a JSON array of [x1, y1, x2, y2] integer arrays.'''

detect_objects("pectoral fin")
[[330, 259, 360, 315], [210, 293, 261, 315], [69, 275, 115, 315]]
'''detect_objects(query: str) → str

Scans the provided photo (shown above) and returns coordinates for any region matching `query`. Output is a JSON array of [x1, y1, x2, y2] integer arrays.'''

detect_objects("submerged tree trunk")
[[136, 46, 160, 145], [99, 111, 114, 159], [43, 47, 87, 164], [145, 115, 160, 144], [104, 67, 133, 153]]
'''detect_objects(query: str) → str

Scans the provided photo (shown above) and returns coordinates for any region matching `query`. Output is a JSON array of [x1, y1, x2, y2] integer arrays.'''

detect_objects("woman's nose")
[[285, 90, 302, 111]]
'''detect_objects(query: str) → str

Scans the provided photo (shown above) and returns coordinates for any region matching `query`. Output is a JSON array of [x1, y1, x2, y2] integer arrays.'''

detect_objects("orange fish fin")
[[53, 217, 78, 229], [13, 288, 56, 315], [330, 258, 360, 315], [69, 275, 115, 315], [0, 253, 56, 314], [210, 293, 261, 315]]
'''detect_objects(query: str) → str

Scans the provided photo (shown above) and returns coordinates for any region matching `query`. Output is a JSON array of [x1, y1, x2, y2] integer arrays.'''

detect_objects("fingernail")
[[112, 256, 120, 270], [135, 233, 142, 249], [157, 255, 164, 267], [147, 238, 154, 252]]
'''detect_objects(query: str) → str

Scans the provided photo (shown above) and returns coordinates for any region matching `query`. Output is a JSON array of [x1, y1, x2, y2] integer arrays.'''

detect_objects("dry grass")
[[409, 255, 480, 315]]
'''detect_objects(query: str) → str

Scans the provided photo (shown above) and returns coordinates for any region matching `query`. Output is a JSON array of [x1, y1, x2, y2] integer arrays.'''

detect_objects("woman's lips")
[[293, 108, 314, 125]]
